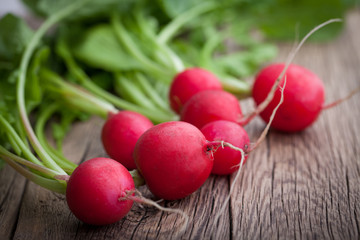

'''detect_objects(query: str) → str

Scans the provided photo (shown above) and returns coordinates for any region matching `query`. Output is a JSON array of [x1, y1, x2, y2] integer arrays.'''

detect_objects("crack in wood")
[[9, 180, 29, 240]]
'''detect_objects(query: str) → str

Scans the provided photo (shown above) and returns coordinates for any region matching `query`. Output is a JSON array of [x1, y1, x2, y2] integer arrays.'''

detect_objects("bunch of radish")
[[71, 21, 351, 226], [3, 4, 357, 235], [89, 18, 360, 229]]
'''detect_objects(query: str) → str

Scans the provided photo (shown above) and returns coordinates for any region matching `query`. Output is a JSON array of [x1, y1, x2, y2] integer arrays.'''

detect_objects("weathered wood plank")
[[0, 166, 27, 240], [231, 9, 360, 240]]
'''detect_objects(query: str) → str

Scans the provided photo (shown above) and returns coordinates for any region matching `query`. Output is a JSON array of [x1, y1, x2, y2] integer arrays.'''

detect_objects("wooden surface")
[[1, 9, 360, 240]]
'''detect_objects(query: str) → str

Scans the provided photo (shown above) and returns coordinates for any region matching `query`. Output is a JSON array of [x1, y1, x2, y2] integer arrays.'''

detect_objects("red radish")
[[101, 111, 154, 170], [169, 68, 222, 113], [133, 121, 214, 200], [252, 63, 324, 132], [201, 120, 250, 175], [180, 90, 242, 129], [66, 157, 135, 225]]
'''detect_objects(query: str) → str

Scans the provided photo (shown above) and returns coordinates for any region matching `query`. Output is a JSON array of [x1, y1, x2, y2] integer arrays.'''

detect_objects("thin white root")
[[211, 146, 246, 238], [322, 86, 360, 110], [239, 18, 342, 126], [210, 78, 285, 237], [120, 189, 189, 236], [250, 77, 286, 151]]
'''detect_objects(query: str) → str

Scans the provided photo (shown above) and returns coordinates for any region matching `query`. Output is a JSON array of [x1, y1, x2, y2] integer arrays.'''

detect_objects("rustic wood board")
[[1, 9, 359, 240]]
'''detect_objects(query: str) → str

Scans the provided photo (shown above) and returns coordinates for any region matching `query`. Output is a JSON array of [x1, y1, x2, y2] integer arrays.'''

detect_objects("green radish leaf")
[[0, 14, 32, 118], [22, 0, 137, 20], [72, 25, 144, 71], [0, 14, 34, 63]]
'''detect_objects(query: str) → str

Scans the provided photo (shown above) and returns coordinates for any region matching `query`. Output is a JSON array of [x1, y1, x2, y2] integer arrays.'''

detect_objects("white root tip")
[[121, 189, 189, 236]]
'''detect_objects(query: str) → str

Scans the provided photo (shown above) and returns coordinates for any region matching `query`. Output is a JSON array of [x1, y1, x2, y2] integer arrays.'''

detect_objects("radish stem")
[[35, 103, 78, 173], [0, 115, 43, 166], [0, 153, 66, 193], [16, 0, 91, 176], [111, 12, 172, 82], [57, 38, 176, 123], [158, 2, 217, 44], [40, 68, 118, 118]]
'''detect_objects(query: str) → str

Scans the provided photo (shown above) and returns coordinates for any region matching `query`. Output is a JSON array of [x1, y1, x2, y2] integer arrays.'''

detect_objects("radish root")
[[322, 86, 360, 110], [249, 78, 286, 151], [119, 189, 189, 236], [211, 143, 246, 239]]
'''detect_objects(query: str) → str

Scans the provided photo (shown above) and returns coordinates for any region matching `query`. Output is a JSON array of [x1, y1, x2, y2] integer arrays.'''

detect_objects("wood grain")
[[231, 10, 360, 240], [0, 9, 359, 240]]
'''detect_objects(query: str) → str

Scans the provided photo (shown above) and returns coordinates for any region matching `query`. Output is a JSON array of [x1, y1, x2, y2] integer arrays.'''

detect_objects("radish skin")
[[66, 158, 135, 225], [252, 63, 325, 132], [101, 111, 153, 170], [180, 90, 242, 129], [134, 121, 214, 200], [169, 68, 222, 113], [201, 120, 250, 175]]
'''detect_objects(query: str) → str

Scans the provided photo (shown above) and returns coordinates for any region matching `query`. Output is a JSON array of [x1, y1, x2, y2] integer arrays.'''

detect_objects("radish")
[[169, 68, 223, 113], [201, 120, 250, 175], [66, 157, 135, 225], [180, 90, 242, 129], [133, 121, 214, 200], [251, 62, 360, 132], [241, 19, 345, 131], [101, 111, 154, 170], [252, 63, 324, 132]]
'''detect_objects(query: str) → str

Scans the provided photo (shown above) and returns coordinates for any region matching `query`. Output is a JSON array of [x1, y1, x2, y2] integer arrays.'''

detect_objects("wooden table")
[[1, 9, 360, 240]]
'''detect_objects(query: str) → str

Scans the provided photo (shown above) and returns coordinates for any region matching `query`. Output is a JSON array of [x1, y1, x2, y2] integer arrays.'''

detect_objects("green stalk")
[[113, 73, 178, 123], [0, 116, 43, 166], [220, 76, 251, 98], [129, 169, 145, 188], [200, 26, 251, 97], [53, 113, 76, 153], [157, 2, 217, 44], [5, 130, 22, 156], [35, 103, 78, 174], [57, 39, 176, 123], [0, 146, 59, 178], [80, 75, 176, 123], [134, 12, 184, 73], [111, 12, 173, 83], [114, 73, 158, 110], [40, 68, 117, 119], [57, 38, 140, 111], [0, 153, 66, 194], [199, 26, 222, 69], [134, 73, 172, 113], [16, 0, 91, 176]]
